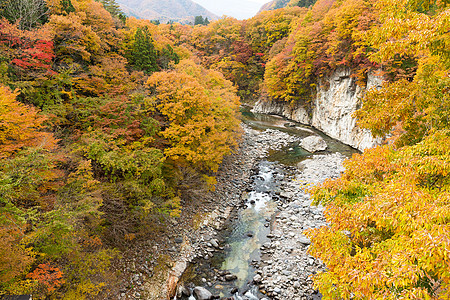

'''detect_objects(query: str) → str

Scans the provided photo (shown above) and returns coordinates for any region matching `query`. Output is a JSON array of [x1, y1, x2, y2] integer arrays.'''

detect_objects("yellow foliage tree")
[[146, 59, 241, 172], [307, 0, 450, 298]]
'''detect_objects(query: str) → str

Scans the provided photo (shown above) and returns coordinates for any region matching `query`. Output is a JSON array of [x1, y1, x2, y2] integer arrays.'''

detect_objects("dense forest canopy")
[[0, 0, 449, 298]]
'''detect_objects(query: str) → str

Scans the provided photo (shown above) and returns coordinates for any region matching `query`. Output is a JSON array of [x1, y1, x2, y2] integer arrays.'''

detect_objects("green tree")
[[194, 15, 204, 25], [157, 44, 180, 69], [129, 27, 159, 74], [95, 0, 122, 17], [60, 0, 75, 14]]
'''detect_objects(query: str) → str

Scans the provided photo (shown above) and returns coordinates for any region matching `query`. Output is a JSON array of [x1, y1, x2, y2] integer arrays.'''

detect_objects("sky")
[[192, 0, 272, 20]]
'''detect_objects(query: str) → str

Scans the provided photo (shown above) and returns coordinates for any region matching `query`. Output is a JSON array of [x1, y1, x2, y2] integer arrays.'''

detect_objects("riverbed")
[[173, 110, 356, 300]]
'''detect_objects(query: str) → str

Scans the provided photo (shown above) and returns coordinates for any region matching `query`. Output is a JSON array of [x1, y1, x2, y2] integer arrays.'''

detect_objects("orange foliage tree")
[[26, 263, 65, 293], [0, 86, 56, 158], [147, 59, 241, 172]]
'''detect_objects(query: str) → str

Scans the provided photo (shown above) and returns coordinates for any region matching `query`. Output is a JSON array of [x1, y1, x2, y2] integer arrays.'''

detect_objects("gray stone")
[[177, 285, 191, 297], [193, 286, 213, 300], [253, 274, 262, 283], [210, 239, 219, 248], [300, 136, 327, 153]]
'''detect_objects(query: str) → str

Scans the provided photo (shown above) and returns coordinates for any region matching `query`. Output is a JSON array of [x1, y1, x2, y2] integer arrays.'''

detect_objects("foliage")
[[263, 0, 379, 103], [1, 0, 447, 297], [194, 15, 209, 25], [306, 0, 450, 298], [26, 263, 65, 293], [0, 0, 49, 30], [0, 86, 56, 158], [307, 132, 450, 299], [147, 59, 241, 172], [128, 26, 159, 74]]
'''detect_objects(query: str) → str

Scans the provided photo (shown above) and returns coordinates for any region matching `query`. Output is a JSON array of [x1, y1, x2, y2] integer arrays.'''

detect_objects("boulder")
[[193, 286, 213, 300], [177, 285, 191, 298], [300, 136, 327, 153], [224, 274, 238, 281]]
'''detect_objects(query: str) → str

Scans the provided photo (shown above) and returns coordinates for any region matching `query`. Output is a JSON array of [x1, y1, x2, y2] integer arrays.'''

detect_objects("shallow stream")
[[176, 110, 357, 299]]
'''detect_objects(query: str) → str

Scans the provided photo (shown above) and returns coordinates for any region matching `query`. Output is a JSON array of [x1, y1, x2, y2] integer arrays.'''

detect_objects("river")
[[175, 109, 356, 300]]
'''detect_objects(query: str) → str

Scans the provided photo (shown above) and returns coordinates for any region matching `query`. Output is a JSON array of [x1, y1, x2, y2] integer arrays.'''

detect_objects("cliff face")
[[253, 68, 383, 150]]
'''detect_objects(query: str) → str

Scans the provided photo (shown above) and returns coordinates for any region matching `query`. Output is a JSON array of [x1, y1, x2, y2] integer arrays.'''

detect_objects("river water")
[[176, 110, 356, 299]]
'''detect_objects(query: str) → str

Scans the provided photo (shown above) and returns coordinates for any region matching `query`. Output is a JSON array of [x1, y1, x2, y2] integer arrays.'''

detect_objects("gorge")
[[135, 109, 359, 299], [0, 0, 448, 299]]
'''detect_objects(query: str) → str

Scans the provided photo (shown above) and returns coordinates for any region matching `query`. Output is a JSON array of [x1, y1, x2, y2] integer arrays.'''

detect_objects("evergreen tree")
[[194, 15, 204, 25], [157, 44, 180, 69], [95, 0, 122, 17], [61, 0, 75, 14], [130, 27, 159, 74], [288, 0, 317, 8]]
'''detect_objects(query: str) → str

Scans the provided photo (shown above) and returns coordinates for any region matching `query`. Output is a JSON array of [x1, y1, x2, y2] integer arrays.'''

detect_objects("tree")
[[194, 15, 204, 25], [0, 0, 49, 30], [60, 0, 75, 14], [0, 86, 56, 159], [157, 44, 180, 69], [95, 0, 122, 17], [306, 0, 450, 298], [146, 59, 241, 172], [129, 27, 159, 74]]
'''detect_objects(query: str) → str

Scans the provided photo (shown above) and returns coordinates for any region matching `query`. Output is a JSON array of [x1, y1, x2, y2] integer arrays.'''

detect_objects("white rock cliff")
[[252, 68, 383, 151]]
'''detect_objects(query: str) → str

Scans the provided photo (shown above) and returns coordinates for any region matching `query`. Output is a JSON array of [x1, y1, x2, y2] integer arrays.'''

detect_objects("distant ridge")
[[192, 0, 263, 20], [116, 0, 218, 23]]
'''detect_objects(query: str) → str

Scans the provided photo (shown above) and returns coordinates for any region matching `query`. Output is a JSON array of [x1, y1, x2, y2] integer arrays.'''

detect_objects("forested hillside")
[[0, 0, 239, 298], [0, 0, 449, 298]]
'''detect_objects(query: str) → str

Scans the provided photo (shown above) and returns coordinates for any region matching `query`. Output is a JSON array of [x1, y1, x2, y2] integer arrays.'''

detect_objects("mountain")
[[116, 0, 218, 23], [259, 0, 316, 12], [192, 0, 264, 20]]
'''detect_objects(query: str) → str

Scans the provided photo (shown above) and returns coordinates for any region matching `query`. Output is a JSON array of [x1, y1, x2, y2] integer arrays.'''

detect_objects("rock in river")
[[193, 286, 213, 300], [300, 136, 327, 153]]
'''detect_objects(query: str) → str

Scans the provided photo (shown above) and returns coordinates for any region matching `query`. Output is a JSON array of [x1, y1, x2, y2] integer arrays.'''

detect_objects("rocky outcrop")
[[253, 68, 384, 151]]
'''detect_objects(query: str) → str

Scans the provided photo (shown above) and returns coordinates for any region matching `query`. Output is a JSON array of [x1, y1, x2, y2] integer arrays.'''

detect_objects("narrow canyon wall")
[[253, 68, 383, 151]]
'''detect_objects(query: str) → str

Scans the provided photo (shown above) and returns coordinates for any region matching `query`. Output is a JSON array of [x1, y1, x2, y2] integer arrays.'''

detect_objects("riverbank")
[[171, 117, 350, 299], [114, 122, 306, 299], [113, 112, 350, 299]]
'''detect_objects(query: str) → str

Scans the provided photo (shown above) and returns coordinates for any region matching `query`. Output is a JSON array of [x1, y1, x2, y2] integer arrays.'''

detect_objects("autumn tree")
[[147, 59, 241, 173], [306, 0, 450, 298], [0, 86, 56, 158]]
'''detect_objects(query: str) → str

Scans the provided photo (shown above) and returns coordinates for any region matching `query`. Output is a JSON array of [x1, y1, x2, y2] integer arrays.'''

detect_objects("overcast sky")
[[192, 0, 272, 20]]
